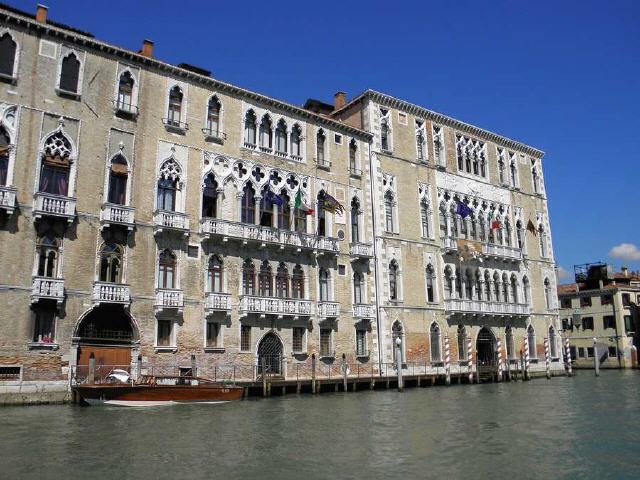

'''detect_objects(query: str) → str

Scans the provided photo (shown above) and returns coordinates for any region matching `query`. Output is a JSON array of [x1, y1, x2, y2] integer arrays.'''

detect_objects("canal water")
[[2, 371, 639, 480]]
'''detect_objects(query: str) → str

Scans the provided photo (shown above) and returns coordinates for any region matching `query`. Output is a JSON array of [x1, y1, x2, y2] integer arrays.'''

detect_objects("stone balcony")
[[349, 242, 374, 259], [100, 203, 135, 230], [0, 185, 17, 214], [352, 303, 376, 319], [92, 281, 131, 306], [31, 276, 65, 305], [444, 298, 530, 317], [205, 292, 232, 313], [32, 192, 76, 223], [155, 288, 184, 313], [317, 301, 340, 318], [153, 210, 189, 236], [239, 295, 313, 319], [441, 236, 522, 262], [200, 218, 340, 255]]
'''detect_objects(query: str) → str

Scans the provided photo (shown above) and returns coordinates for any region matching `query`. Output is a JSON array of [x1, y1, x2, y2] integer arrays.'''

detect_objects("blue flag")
[[456, 201, 472, 218], [264, 190, 283, 206]]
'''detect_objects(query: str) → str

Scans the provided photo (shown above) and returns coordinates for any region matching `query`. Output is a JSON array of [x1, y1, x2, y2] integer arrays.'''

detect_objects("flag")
[[455, 201, 473, 218], [457, 239, 482, 262], [491, 219, 501, 230], [527, 219, 538, 236], [264, 189, 283, 206], [294, 189, 314, 215], [318, 191, 345, 214]]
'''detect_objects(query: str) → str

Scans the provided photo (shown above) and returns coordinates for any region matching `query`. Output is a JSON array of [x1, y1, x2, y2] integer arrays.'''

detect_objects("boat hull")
[[74, 384, 244, 405]]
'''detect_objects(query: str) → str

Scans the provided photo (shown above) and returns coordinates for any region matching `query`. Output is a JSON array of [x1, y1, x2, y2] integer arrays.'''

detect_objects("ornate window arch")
[[157, 249, 177, 289], [99, 242, 124, 283], [58, 51, 82, 95], [39, 130, 74, 196], [290, 124, 302, 159], [156, 158, 183, 212], [527, 324, 537, 359], [0, 31, 18, 80], [259, 114, 273, 150], [389, 260, 399, 301], [242, 259, 256, 295], [244, 109, 257, 146], [430, 322, 442, 363], [107, 154, 129, 205], [275, 119, 288, 154], [425, 263, 436, 303], [205, 95, 222, 137], [258, 260, 273, 296], [292, 264, 304, 299], [318, 267, 330, 302], [116, 70, 136, 113], [275, 263, 289, 298], [207, 255, 224, 293]]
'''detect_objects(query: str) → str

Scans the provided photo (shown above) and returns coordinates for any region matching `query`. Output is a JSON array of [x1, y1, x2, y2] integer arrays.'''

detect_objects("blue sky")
[[10, 0, 640, 281]]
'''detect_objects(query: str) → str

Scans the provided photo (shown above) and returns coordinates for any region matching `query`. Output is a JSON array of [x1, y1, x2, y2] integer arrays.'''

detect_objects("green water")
[[2, 371, 639, 479]]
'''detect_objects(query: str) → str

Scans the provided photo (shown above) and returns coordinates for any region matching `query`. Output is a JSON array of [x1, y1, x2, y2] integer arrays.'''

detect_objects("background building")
[[558, 263, 639, 368], [0, 4, 561, 400]]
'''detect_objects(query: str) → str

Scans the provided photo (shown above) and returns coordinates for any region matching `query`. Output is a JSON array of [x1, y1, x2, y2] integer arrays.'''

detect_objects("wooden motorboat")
[[74, 371, 244, 406]]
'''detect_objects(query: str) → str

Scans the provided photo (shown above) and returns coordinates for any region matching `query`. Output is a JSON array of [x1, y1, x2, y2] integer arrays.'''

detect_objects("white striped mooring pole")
[[496, 337, 503, 382], [523, 335, 530, 380], [467, 336, 473, 384], [544, 336, 551, 379], [444, 334, 451, 385], [564, 337, 573, 376]]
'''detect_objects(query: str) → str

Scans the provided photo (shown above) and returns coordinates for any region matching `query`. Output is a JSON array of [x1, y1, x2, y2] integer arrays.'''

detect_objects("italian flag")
[[294, 189, 314, 215]]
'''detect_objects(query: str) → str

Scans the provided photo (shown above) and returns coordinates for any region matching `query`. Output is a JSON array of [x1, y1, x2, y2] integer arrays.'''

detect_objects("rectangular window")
[[624, 315, 633, 333], [355, 329, 367, 356], [608, 346, 617, 357], [587, 347, 594, 358], [603, 315, 616, 329], [240, 325, 251, 352], [334, 134, 342, 145], [562, 318, 572, 331], [600, 295, 612, 306], [292, 327, 305, 353], [580, 297, 592, 307], [560, 298, 572, 309], [320, 328, 332, 357], [578, 347, 585, 358], [0, 366, 21, 380], [338, 264, 346, 276], [206, 321, 220, 348], [157, 320, 172, 347], [582, 317, 594, 330], [622, 293, 631, 306], [397, 112, 407, 125], [32, 305, 56, 343]]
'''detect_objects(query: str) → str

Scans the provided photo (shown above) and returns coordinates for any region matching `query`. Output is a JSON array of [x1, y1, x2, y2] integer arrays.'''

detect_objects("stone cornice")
[[0, 7, 372, 141], [335, 90, 545, 158]]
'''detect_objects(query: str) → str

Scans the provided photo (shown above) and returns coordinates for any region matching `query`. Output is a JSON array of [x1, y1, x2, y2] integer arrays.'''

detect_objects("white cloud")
[[556, 266, 572, 281], [609, 243, 640, 262]]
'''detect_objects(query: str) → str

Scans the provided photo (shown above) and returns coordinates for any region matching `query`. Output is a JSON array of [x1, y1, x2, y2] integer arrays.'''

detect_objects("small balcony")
[[153, 210, 189, 236], [352, 303, 375, 319], [317, 301, 340, 318], [444, 298, 530, 317], [100, 203, 135, 230], [155, 288, 184, 313], [239, 295, 314, 319], [162, 118, 188, 134], [202, 128, 226, 144], [112, 100, 139, 118], [441, 236, 522, 262], [200, 218, 340, 255], [31, 276, 65, 306], [0, 185, 17, 214], [349, 167, 363, 178], [315, 157, 331, 170], [205, 292, 232, 313], [32, 192, 76, 223], [349, 242, 374, 259], [92, 281, 131, 306]]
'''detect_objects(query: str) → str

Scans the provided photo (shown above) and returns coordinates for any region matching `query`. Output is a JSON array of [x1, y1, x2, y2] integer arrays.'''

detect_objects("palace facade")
[[0, 4, 563, 398]]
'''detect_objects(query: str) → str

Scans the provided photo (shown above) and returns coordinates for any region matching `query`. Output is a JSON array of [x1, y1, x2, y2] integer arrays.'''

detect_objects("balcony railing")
[[154, 210, 190, 236], [0, 185, 17, 214], [315, 157, 331, 169], [353, 303, 375, 318], [200, 218, 340, 254], [202, 128, 226, 142], [445, 298, 530, 316], [100, 203, 135, 230], [317, 301, 340, 318], [205, 292, 232, 312], [349, 242, 374, 259], [155, 288, 184, 312], [31, 276, 65, 305], [441, 236, 522, 262], [162, 118, 188, 133], [239, 295, 314, 319], [92, 281, 130, 305], [33, 192, 76, 223], [113, 100, 139, 117]]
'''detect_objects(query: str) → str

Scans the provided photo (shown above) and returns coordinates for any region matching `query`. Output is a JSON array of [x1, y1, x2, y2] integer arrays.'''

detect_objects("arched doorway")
[[257, 332, 283, 376], [75, 305, 137, 372], [476, 327, 497, 367]]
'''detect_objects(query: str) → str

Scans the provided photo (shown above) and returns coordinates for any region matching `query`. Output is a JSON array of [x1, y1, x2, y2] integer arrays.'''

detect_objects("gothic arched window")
[[0, 32, 17, 78], [244, 110, 257, 146], [107, 155, 128, 205], [99, 243, 123, 283], [60, 52, 80, 93], [207, 255, 223, 293], [158, 249, 177, 289]]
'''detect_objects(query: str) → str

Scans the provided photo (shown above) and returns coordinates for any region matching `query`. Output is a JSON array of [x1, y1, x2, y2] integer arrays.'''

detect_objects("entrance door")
[[77, 345, 131, 367], [257, 332, 283, 376], [476, 327, 497, 367]]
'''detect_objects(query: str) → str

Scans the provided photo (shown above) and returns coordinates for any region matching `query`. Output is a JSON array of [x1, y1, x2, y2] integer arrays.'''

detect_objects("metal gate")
[[257, 332, 283, 376]]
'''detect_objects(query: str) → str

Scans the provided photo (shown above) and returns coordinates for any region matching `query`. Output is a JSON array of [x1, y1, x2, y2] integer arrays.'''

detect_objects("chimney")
[[140, 39, 154, 58], [35, 4, 48, 23], [333, 91, 346, 110], [622, 266, 629, 277]]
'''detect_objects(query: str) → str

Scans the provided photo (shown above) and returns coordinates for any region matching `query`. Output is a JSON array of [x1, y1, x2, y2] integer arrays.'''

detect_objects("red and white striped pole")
[[544, 336, 551, 379], [523, 335, 530, 380], [444, 334, 451, 385], [564, 337, 573, 376], [467, 336, 474, 383], [496, 337, 503, 382]]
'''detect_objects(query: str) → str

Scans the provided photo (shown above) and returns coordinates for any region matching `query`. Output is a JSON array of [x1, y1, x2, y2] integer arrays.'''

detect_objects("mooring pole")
[[544, 337, 551, 380], [467, 336, 473, 384], [88, 352, 95, 384], [593, 338, 600, 377], [395, 337, 403, 391], [444, 334, 451, 386], [523, 335, 531, 381], [496, 337, 503, 382], [311, 354, 317, 394], [261, 357, 267, 397], [191, 354, 197, 380], [564, 337, 573, 376], [342, 353, 348, 392]]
